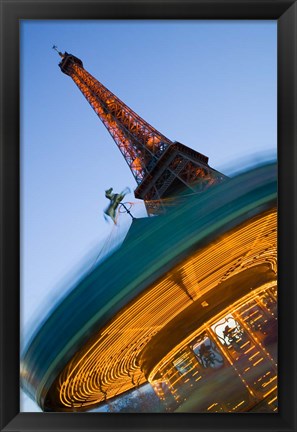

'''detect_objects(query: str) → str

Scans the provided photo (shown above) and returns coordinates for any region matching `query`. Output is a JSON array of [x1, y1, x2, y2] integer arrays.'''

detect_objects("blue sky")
[[20, 20, 277, 411]]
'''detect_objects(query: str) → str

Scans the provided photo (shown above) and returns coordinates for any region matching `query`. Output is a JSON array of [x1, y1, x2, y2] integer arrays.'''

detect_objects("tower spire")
[[57, 52, 226, 213], [52, 45, 64, 58]]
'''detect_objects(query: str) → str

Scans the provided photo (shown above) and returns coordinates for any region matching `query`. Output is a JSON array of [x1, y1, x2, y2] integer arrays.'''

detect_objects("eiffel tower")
[[55, 49, 226, 213]]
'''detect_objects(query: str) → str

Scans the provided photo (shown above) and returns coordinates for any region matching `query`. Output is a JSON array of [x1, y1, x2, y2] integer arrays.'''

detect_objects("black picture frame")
[[0, 1, 296, 431]]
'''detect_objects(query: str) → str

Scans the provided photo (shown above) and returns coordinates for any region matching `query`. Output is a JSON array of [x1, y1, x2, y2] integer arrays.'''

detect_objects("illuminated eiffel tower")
[[55, 48, 226, 213]]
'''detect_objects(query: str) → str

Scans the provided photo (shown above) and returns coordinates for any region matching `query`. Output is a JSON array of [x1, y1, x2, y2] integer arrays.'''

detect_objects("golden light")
[[42, 208, 276, 411]]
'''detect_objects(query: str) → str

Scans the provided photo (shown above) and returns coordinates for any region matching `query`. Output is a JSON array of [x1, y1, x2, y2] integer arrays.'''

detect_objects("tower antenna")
[[52, 45, 64, 58]]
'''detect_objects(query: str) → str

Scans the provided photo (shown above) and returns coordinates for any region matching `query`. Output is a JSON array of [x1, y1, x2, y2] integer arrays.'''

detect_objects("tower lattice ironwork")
[[57, 50, 226, 213]]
